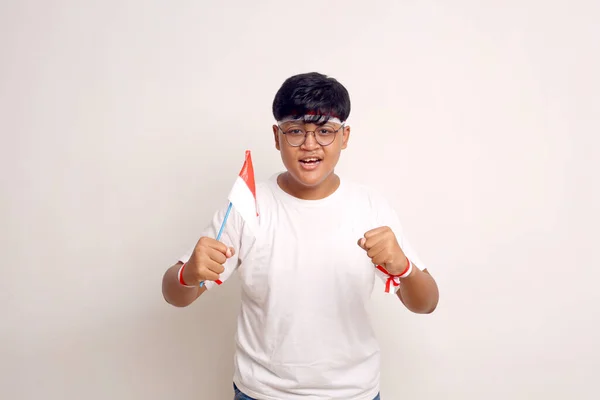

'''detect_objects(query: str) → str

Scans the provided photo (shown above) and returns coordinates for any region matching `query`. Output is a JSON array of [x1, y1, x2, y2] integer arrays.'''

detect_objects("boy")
[[162, 72, 439, 400]]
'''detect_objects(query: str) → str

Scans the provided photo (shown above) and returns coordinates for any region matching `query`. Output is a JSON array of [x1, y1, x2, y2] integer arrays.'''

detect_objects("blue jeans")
[[234, 383, 380, 399]]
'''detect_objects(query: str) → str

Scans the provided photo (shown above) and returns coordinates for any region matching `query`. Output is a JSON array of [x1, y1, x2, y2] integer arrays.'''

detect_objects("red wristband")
[[376, 258, 413, 293], [398, 257, 412, 277], [178, 263, 194, 287]]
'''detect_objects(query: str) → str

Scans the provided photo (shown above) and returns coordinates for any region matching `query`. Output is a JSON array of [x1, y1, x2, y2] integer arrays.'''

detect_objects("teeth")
[[302, 158, 319, 162]]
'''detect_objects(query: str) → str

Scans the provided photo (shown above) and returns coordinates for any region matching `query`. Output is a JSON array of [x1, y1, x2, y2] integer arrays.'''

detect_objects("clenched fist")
[[182, 237, 235, 285], [358, 226, 409, 276]]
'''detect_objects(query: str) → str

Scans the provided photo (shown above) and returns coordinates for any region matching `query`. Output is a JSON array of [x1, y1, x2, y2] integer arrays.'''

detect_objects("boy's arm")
[[162, 237, 234, 307], [396, 267, 439, 314], [162, 262, 207, 308], [359, 226, 439, 314], [164, 202, 244, 307]]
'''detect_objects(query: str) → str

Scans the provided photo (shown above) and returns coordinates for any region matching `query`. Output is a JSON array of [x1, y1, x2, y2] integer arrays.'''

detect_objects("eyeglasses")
[[278, 124, 345, 147]]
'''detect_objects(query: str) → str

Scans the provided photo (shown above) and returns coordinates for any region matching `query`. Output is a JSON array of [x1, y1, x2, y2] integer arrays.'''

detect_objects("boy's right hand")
[[182, 237, 235, 285]]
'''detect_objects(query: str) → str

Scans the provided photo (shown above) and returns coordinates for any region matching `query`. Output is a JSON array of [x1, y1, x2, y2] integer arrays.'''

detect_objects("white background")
[[1, 1, 599, 399]]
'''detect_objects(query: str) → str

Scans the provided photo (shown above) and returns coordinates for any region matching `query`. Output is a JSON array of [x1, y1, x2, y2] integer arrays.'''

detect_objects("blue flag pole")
[[199, 202, 233, 288]]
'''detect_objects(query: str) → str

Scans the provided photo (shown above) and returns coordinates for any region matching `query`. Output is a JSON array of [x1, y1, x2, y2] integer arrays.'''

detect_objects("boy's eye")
[[318, 129, 335, 135]]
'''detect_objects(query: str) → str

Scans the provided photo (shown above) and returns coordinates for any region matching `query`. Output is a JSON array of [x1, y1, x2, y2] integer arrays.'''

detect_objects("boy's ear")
[[273, 125, 281, 150], [341, 126, 351, 149]]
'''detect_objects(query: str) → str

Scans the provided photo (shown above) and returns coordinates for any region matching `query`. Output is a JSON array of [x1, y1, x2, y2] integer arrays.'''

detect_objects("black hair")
[[272, 72, 351, 124]]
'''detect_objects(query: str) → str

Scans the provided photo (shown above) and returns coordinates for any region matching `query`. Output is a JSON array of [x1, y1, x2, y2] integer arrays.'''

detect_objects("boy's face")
[[272, 119, 350, 190]]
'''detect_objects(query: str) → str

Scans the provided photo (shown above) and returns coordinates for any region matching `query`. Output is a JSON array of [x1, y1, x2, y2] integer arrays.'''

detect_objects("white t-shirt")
[[179, 173, 428, 400]]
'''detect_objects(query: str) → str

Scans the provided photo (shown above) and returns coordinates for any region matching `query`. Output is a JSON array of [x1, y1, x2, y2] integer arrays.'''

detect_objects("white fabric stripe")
[[228, 176, 259, 235], [375, 268, 398, 292], [277, 115, 344, 125], [177, 263, 195, 288], [203, 281, 214, 290], [398, 259, 413, 279]]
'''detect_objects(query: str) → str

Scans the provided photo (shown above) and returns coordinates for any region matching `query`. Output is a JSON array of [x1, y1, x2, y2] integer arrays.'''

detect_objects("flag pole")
[[199, 201, 233, 288], [216, 202, 233, 241], [199, 149, 256, 288]]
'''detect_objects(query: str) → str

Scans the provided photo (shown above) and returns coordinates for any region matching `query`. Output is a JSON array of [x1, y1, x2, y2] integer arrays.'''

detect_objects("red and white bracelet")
[[376, 258, 413, 293], [177, 263, 196, 288]]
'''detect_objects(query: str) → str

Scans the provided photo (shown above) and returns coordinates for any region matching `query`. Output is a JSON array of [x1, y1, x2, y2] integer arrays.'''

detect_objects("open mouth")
[[299, 157, 323, 165]]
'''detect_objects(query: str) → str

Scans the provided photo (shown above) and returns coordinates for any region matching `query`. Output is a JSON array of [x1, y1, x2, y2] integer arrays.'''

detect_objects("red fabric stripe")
[[179, 263, 189, 286], [215, 279, 223, 285], [376, 265, 399, 293], [239, 150, 259, 216], [398, 259, 411, 276], [304, 110, 341, 120], [376, 264, 405, 293]]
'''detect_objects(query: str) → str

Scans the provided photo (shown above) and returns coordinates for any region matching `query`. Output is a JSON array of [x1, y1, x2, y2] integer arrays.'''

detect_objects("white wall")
[[1, 1, 599, 399]]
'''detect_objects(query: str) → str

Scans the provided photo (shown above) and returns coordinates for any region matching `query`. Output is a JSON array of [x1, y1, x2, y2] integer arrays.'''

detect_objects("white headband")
[[277, 115, 345, 125]]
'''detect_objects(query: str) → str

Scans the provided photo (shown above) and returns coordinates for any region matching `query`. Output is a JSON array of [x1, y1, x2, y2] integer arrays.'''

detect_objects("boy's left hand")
[[358, 226, 408, 275]]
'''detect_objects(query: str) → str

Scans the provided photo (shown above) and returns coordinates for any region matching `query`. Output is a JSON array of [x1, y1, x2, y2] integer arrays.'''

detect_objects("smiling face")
[[271, 72, 352, 199], [273, 119, 350, 199]]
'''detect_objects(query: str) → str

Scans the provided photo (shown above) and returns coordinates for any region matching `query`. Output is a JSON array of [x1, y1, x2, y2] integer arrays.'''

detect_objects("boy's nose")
[[301, 132, 320, 150]]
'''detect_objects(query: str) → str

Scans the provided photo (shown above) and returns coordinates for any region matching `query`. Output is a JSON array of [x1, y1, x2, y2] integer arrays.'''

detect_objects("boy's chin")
[[290, 169, 334, 188]]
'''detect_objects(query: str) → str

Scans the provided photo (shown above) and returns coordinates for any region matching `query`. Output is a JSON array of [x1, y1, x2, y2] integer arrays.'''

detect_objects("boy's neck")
[[277, 172, 340, 200]]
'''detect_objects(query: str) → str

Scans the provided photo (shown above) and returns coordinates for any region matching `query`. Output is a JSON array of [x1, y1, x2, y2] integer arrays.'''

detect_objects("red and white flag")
[[228, 150, 259, 234]]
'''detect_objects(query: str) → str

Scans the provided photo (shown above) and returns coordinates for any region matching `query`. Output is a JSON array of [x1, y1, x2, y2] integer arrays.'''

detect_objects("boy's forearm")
[[162, 263, 206, 307], [396, 267, 439, 314]]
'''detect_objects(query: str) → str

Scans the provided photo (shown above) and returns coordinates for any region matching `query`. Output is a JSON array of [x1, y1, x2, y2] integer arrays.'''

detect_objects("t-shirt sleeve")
[[178, 202, 243, 290]]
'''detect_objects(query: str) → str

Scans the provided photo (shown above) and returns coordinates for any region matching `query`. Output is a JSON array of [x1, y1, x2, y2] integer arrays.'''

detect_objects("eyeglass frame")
[[277, 122, 346, 147]]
